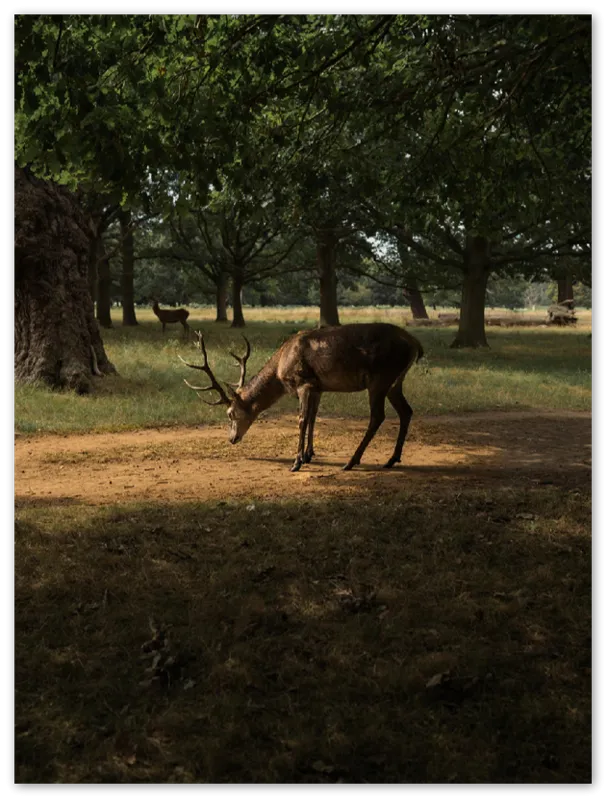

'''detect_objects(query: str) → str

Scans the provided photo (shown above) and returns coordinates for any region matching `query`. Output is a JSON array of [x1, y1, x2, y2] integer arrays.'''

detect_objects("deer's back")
[[277, 323, 421, 393], [153, 305, 189, 320]]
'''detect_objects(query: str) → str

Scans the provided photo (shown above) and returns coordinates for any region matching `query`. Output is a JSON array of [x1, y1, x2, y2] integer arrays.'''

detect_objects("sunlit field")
[[14, 306, 591, 435]]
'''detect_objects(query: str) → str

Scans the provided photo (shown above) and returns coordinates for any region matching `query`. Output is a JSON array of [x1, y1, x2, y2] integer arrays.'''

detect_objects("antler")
[[229, 336, 251, 390], [178, 331, 232, 406]]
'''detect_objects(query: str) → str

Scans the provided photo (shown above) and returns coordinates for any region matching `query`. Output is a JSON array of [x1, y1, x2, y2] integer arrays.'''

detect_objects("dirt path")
[[15, 411, 591, 507]]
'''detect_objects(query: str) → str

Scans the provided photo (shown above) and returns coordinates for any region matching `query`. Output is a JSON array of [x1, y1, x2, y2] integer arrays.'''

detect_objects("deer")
[[179, 323, 424, 472], [152, 301, 190, 336]]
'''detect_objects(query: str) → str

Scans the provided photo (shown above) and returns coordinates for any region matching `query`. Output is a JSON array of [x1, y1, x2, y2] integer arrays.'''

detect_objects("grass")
[[15, 478, 591, 783], [14, 307, 592, 435]]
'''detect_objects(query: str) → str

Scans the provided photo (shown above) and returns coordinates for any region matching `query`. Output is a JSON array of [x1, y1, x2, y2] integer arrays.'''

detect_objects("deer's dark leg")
[[162, 322, 166, 334], [343, 388, 387, 471], [383, 383, 413, 468], [291, 385, 315, 472], [303, 393, 321, 463]]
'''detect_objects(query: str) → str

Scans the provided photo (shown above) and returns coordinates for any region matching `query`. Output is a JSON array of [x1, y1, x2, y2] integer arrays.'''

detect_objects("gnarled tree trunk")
[[120, 209, 138, 326], [451, 235, 491, 349], [215, 270, 228, 322], [317, 230, 340, 327], [15, 167, 115, 394], [231, 270, 246, 328]]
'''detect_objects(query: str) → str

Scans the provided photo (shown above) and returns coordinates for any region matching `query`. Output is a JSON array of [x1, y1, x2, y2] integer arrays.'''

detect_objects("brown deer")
[[180, 324, 424, 472], [152, 301, 190, 336]]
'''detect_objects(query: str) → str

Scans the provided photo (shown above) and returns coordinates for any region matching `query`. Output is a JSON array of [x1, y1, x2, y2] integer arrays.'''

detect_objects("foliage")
[[15, 15, 591, 337]]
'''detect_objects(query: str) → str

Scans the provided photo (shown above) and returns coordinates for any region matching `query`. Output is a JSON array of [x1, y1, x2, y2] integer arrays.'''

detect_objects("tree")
[[15, 167, 115, 393], [171, 196, 301, 327], [15, 13, 591, 370], [15, 14, 402, 346], [15, 14, 290, 382], [363, 15, 591, 346], [138, 229, 229, 322], [118, 209, 138, 325], [83, 198, 120, 329]]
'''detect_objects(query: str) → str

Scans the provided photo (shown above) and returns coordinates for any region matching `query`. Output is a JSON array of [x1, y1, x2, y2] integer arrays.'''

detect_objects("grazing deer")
[[152, 301, 190, 336], [180, 324, 424, 472]]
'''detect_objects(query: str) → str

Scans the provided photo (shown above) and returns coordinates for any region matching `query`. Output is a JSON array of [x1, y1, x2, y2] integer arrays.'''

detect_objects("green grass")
[[14, 308, 591, 434], [15, 480, 591, 783]]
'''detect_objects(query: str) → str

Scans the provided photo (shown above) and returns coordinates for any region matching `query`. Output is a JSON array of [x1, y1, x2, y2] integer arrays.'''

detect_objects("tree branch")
[[391, 225, 463, 269]]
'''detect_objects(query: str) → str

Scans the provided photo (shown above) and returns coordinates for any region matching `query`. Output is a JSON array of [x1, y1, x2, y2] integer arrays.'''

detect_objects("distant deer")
[[180, 324, 424, 472], [152, 301, 190, 336]]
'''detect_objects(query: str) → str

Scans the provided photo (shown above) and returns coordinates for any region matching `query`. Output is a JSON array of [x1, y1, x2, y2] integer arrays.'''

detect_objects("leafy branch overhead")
[[15, 14, 590, 343]]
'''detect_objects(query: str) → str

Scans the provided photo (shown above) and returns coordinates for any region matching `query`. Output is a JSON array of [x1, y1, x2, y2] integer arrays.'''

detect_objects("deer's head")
[[225, 389, 256, 444], [180, 332, 253, 444]]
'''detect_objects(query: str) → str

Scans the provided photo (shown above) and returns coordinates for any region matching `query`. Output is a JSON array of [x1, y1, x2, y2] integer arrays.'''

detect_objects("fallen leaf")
[[426, 671, 450, 689]]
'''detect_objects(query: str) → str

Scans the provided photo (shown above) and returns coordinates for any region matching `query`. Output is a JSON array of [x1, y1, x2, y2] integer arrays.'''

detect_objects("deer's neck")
[[240, 353, 285, 415]]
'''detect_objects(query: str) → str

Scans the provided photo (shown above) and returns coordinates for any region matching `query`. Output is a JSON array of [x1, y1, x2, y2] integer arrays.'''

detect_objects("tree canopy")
[[15, 14, 591, 348]]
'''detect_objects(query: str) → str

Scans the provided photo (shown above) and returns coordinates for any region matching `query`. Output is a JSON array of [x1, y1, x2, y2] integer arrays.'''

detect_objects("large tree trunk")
[[14, 167, 115, 394], [451, 235, 490, 349], [215, 270, 229, 322], [557, 276, 574, 304], [317, 231, 340, 327], [405, 282, 429, 320], [119, 209, 138, 326], [231, 271, 246, 328], [95, 234, 113, 329]]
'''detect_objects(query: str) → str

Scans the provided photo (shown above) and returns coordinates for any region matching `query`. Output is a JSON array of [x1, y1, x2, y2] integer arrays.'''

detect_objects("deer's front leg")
[[291, 385, 315, 472], [303, 392, 321, 463]]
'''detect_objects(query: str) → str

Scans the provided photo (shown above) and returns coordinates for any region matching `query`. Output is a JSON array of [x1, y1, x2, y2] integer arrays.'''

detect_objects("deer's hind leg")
[[343, 384, 388, 471], [291, 385, 319, 472], [383, 380, 413, 469]]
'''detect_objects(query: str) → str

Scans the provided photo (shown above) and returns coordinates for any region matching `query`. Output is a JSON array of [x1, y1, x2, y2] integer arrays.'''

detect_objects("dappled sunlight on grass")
[[15, 310, 591, 434]]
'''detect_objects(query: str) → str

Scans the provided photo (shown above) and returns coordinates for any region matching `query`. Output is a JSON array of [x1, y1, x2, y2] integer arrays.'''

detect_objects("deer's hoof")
[[383, 458, 400, 469], [303, 451, 314, 464], [290, 461, 302, 473], [343, 462, 357, 471]]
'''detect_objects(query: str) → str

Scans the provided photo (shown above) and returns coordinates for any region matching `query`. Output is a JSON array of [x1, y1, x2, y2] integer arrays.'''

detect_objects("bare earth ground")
[[15, 411, 591, 508]]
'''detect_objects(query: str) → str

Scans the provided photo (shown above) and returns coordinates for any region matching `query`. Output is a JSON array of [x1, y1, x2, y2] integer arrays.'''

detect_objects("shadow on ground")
[[15, 468, 591, 783]]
